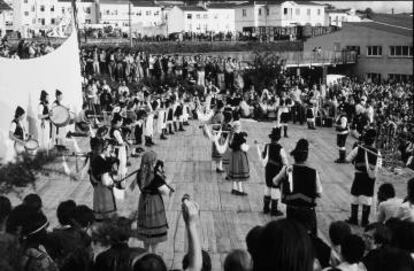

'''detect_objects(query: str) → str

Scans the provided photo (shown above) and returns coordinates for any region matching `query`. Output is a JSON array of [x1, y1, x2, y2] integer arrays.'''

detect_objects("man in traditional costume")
[[207, 100, 225, 172], [335, 110, 349, 163], [38, 90, 51, 151], [345, 129, 381, 227]]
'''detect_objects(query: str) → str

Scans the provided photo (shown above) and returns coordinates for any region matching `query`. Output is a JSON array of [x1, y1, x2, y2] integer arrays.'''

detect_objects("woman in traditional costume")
[[228, 131, 250, 196], [109, 114, 128, 181], [136, 151, 171, 253], [38, 90, 51, 151], [90, 139, 117, 221]]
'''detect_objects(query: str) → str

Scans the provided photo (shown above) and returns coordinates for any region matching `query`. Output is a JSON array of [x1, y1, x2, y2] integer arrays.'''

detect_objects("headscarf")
[[138, 151, 157, 190]]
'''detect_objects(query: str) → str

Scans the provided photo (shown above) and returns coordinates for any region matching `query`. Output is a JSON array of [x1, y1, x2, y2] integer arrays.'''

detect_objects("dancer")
[[109, 114, 128, 181], [89, 138, 117, 221], [38, 90, 51, 151], [277, 91, 293, 138], [273, 139, 322, 235], [207, 100, 225, 173], [144, 97, 156, 147], [9, 106, 27, 158], [51, 89, 65, 147], [306, 102, 316, 130], [257, 127, 288, 216], [335, 110, 350, 163], [345, 129, 381, 227], [228, 132, 250, 196], [136, 151, 171, 253]]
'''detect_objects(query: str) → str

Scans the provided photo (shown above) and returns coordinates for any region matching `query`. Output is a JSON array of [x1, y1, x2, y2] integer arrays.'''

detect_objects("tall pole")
[[71, 0, 81, 47], [129, 0, 132, 48]]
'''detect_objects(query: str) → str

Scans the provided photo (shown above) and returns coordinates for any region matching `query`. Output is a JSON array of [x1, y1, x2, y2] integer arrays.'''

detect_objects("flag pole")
[[71, 0, 81, 48]]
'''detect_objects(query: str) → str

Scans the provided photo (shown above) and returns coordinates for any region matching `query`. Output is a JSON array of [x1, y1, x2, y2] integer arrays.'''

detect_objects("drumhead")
[[50, 106, 70, 127], [25, 139, 39, 151]]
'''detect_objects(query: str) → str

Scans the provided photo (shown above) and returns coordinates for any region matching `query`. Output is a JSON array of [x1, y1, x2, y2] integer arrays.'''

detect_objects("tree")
[[365, 7, 374, 18]]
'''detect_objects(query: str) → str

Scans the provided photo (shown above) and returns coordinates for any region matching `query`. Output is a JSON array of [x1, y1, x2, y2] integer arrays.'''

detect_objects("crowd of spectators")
[[0, 39, 57, 59], [0, 178, 413, 271]]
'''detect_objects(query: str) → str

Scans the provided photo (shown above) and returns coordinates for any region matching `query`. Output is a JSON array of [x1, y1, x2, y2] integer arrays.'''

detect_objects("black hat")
[[290, 138, 309, 156], [363, 128, 377, 142], [40, 90, 48, 99], [269, 127, 282, 141], [216, 100, 224, 110], [56, 89, 62, 96], [15, 106, 25, 118]]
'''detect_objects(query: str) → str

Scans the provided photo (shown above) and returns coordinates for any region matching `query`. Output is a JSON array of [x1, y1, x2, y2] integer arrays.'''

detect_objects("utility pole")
[[129, 0, 132, 48]]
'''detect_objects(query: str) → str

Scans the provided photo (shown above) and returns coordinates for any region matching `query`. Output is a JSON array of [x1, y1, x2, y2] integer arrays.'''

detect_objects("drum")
[[50, 105, 70, 127], [69, 111, 76, 125], [14, 139, 39, 154]]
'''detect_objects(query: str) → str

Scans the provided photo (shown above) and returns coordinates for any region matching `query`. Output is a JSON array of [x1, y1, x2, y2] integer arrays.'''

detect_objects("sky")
[[315, 1, 413, 14]]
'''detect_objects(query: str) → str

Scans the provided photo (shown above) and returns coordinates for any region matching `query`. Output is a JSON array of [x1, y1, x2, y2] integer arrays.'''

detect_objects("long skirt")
[[93, 183, 117, 220], [115, 146, 127, 178], [136, 193, 168, 244], [212, 136, 226, 162], [228, 150, 250, 181]]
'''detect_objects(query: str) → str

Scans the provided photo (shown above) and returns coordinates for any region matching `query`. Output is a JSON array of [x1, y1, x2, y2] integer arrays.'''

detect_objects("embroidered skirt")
[[136, 193, 168, 244], [93, 183, 117, 220], [228, 150, 250, 181]]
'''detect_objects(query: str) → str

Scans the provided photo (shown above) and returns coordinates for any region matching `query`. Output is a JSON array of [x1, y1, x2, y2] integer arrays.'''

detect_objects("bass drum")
[[14, 139, 39, 155], [50, 105, 70, 127]]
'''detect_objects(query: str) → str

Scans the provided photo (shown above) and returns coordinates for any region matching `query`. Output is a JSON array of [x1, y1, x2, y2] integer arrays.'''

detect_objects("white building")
[[326, 8, 363, 27], [57, 0, 97, 26], [167, 5, 208, 34], [0, 0, 12, 37], [206, 3, 236, 33], [99, 0, 162, 30], [235, 1, 326, 32]]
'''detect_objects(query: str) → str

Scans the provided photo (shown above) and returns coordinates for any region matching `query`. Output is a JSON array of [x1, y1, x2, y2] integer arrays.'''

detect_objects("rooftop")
[[131, 0, 159, 7], [0, 0, 11, 11], [57, 0, 94, 2], [325, 8, 351, 14], [207, 3, 238, 9], [369, 13, 413, 29], [99, 0, 160, 5], [346, 21, 412, 38], [177, 6, 207, 12]]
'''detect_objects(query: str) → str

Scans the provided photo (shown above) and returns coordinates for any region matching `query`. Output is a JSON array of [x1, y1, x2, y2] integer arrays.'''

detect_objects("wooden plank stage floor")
[[6, 120, 414, 270]]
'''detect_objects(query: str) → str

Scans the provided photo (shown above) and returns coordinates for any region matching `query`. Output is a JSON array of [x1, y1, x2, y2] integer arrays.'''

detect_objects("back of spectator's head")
[[6, 204, 32, 235], [133, 253, 167, 271], [223, 250, 253, 271], [386, 218, 414, 253], [245, 225, 263, 262], [0, 196, 12, 225], [329, 221, 351, 246], [23, 194, 42, 212], [365, 223, 392, 246], [407, 178, 414, 204], [378, 183, 396, 202], [182, 250, 211, 271], [340, 234, 365, 264], [377, 247, 414, 271], [21, 211, 49, 241], [57, 200, 76, 226], [255, 219, 314, 271], [72, 205, 94, 228]]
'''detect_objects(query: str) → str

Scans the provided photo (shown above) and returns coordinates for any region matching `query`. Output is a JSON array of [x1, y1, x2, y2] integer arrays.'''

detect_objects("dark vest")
[[282, 165, 317, 207], [12, 119, 24, 140], [336, 114, 348, 133], [40, 102, 49, 120], [265, 143, 283, 170], [354, 146, 378, 173], [306, 107, 315, 118]]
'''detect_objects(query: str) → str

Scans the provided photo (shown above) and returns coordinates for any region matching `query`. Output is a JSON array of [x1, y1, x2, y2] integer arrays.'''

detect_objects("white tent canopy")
[[0, 30, 82, 163]]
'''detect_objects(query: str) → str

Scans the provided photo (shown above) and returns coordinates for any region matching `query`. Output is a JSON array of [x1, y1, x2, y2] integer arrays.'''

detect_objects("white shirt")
[[118, 86, 129, 96], [396, 201, 414, 222], [377, 197, 404, 223]]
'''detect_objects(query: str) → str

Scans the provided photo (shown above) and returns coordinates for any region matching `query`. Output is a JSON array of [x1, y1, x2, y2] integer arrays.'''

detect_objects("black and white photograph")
[[0, 0, 413, 270]]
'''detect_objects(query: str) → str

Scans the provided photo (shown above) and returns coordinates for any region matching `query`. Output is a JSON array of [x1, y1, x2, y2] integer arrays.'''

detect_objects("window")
[[317, 9, 321, 15], [31, 6, 35, 12], [50, 6, 54, 12], [85, 19, 91, 24], [341, 16, 345, 21], [307, 9, 311, 16], [32, 18, 36, 23], [146, 10, 151, 16], [40, 5, 45, 12], [389, 46, 413, 57], [51, 18, 55, 24], [196, 23, 200, 30], [40, 18, 45, 25], [24, 11, 29, 16], [266, 8, 269, 15], [203, 14, 208, 19], [137, 10, 142, 16], [295, 8, 300, 15], [106, 10, 110, 15], [114, 10, 118, 15], [389, 74, 410, 82], [242, 9, 246, 17], [367, 46, 382, 56], [283, 8, 288, 15], [346, 45, 360, 55], [85, 7, 91, 14], [258, 8, 262, 16], [62, 7, 65, 14], [187, 13, 192, 19], [154, 11, 159, 16], [196, 14, 200, 19]]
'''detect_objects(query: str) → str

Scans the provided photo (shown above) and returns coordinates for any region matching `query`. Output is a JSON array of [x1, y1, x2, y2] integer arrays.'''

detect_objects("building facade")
[[304, 16, 413, 82], [235, 1, 326, 32], [0, 0, 12, 37], [326, 8, 363, 27], [206, 3, 236, 33], [167, 5, 208, 34]]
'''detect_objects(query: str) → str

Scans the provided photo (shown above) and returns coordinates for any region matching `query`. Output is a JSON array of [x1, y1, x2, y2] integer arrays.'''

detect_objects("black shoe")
[[184, 122, 190, 126], [131, 153, 140, 158], [216, 168, 225, 173], [231, 189, 238, 195], [271, 210, 284, 217], [160, 134, 167, 140], [179, 128, 185, 132], [66, 132, 72, 138], [334, 158, 345, 163], [239, 191, 248, 196], [169, 131, 175, 135]]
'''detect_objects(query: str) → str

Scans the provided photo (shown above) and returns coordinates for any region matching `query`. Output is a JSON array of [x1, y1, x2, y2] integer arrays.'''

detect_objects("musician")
[[174, 98, 185, 132], [38, 90, 51, 150], [335, 110, 349, 163], [144, 98, 156, 147], [273, 139, 322, 235], [306, 101, 316, 130], [260, 127, 288, 216], [207, 100, 225, 173], [9, 106, 27, 157], [352, 96, 368, 138], [52, 89, 64, 146], [136, 151, 171, 254], [89, 138, 117, 221], [228, 131, 250, 196], [109, 114, 128, 180], [345, 129, 381, 227], [166, 99, 175, 135]]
